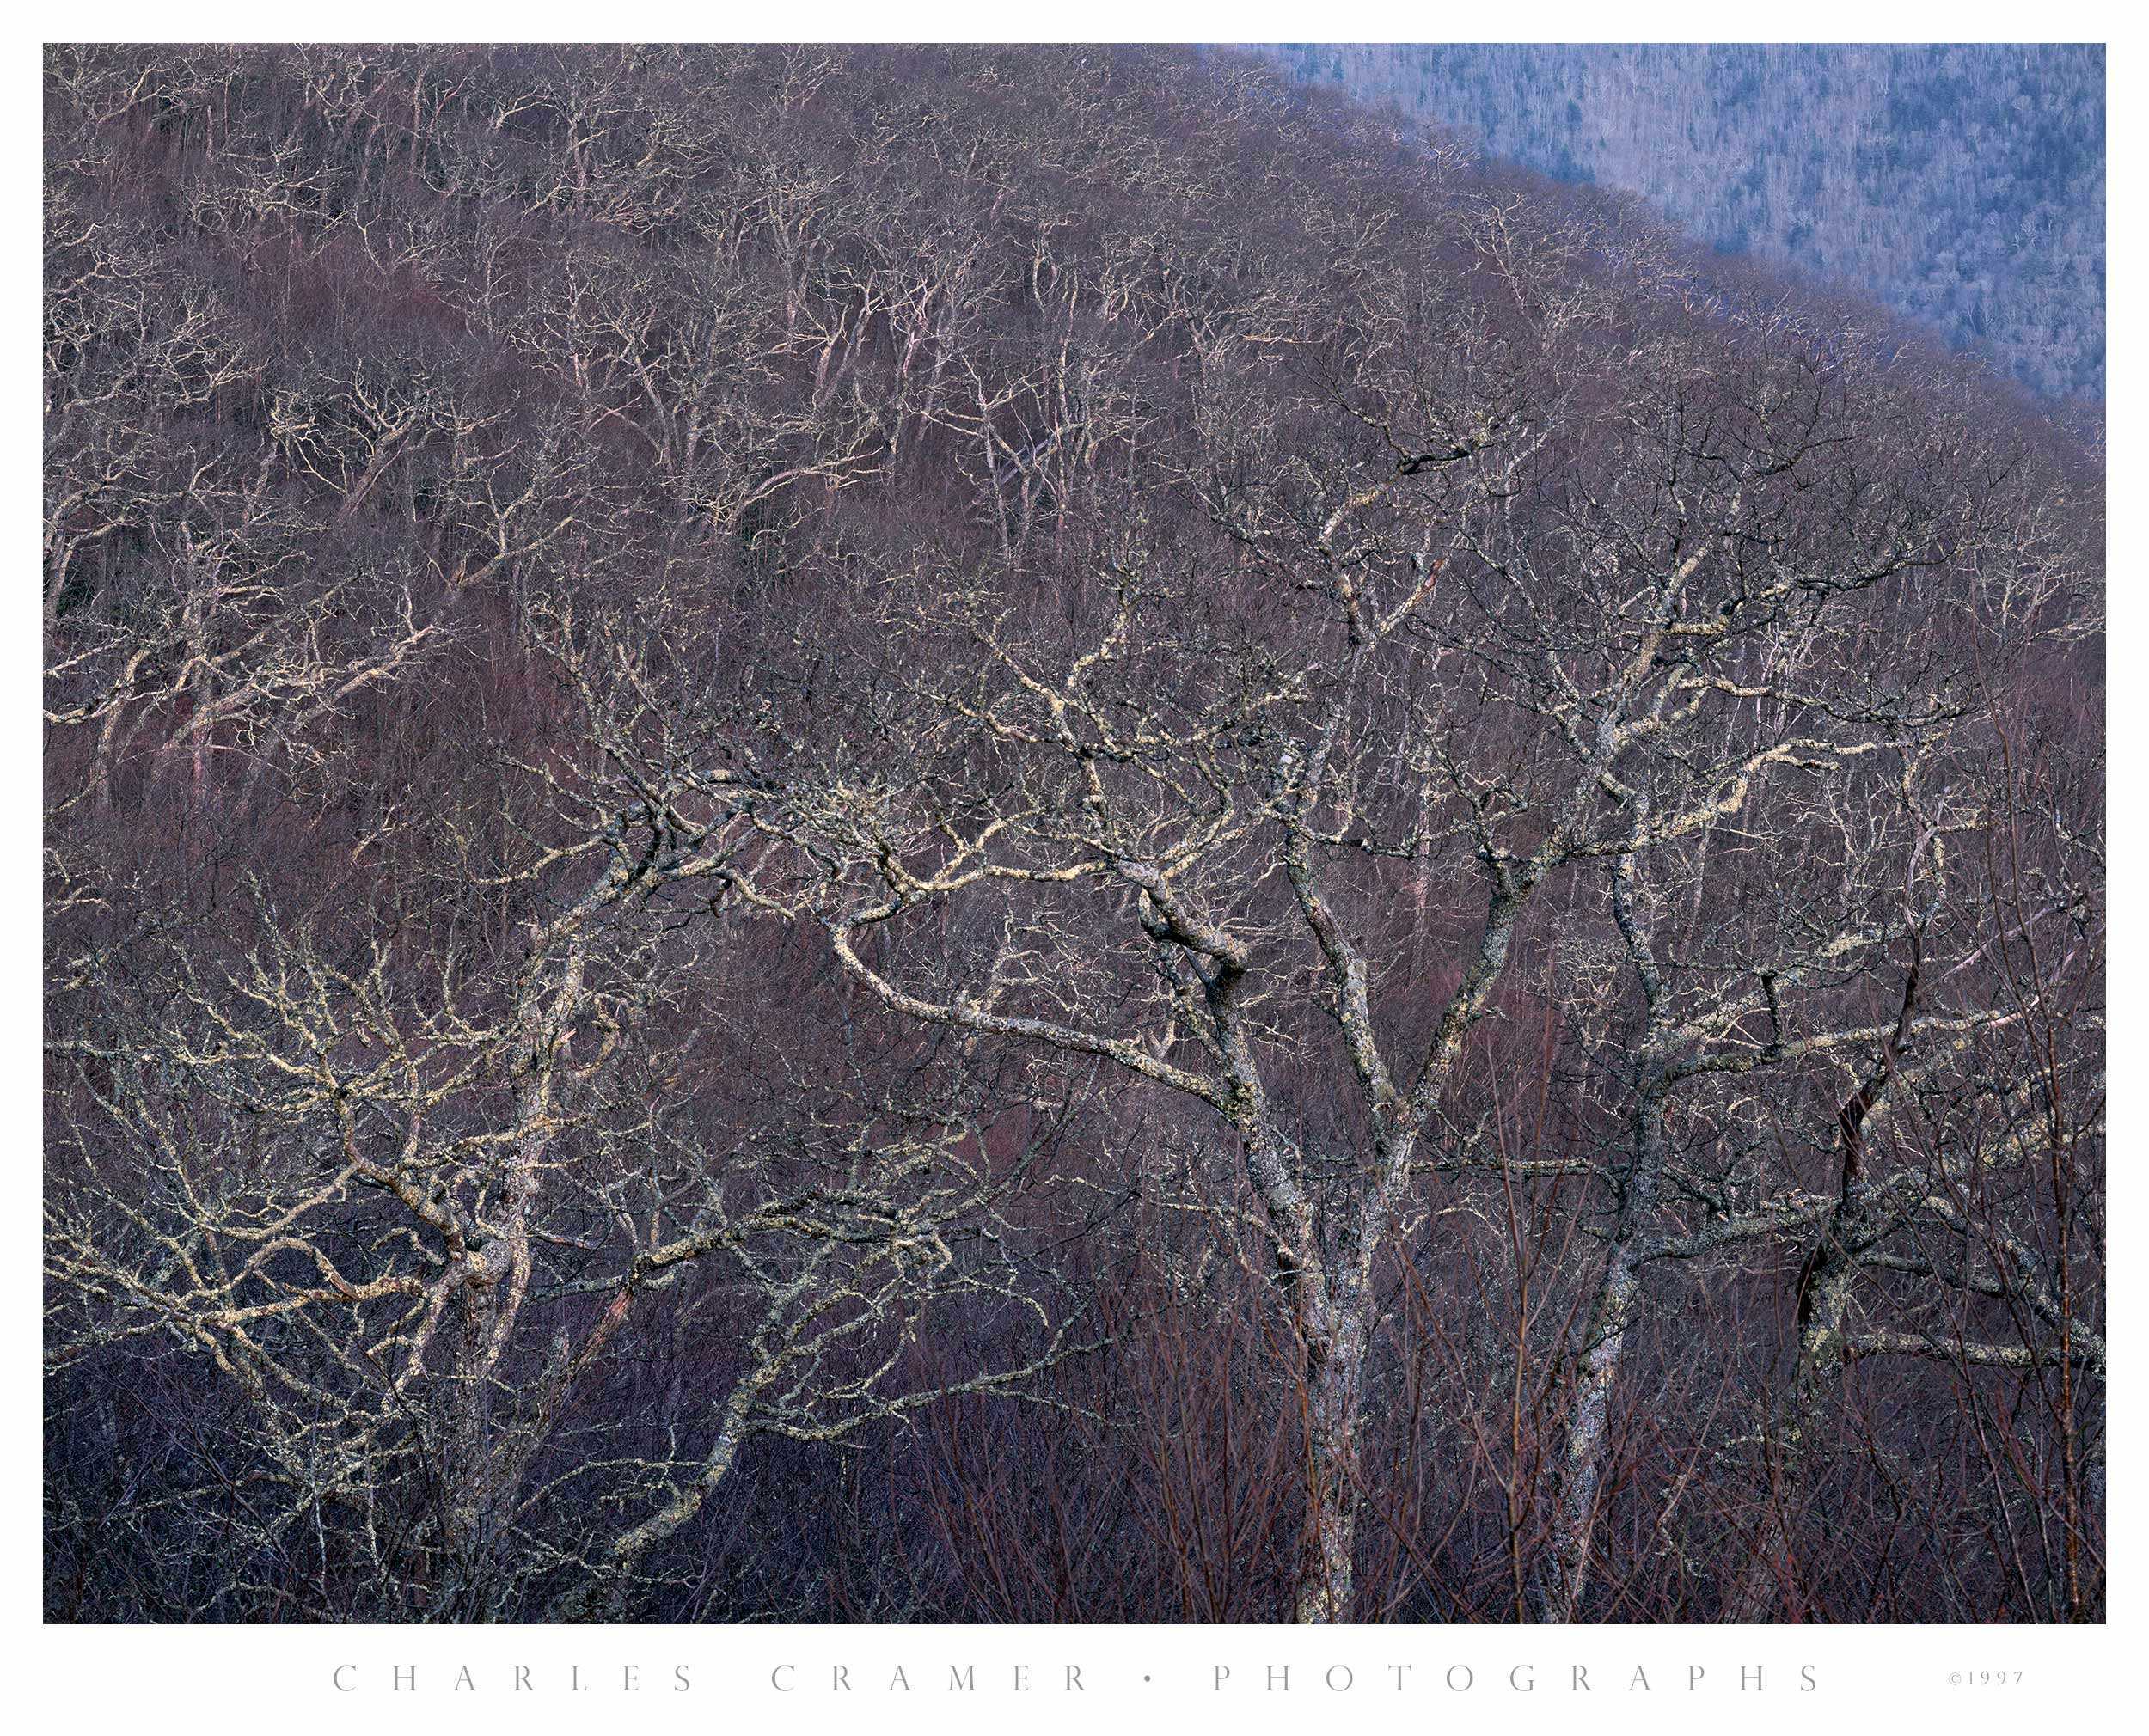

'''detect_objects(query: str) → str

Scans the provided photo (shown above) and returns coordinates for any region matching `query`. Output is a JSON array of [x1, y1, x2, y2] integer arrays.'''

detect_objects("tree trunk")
[[1543, 1089, 1666, 1621], [1726, 1244, 1853, 1622], [1546, 1235, 1644, 1618], [1294, 1300, 1369, 1623]]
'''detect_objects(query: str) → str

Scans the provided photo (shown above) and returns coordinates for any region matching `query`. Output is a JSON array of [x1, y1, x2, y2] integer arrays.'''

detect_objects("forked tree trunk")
[[1731, 947, 1920, 1621]]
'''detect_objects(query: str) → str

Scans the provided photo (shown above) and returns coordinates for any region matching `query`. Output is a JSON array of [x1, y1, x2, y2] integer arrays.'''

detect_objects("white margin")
[[4, 10, 2129, 1732]]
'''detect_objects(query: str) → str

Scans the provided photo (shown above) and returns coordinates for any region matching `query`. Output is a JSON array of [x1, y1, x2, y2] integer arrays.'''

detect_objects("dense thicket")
[[45, 44, 2103, 1624], [1257, 44, 2105, 401]]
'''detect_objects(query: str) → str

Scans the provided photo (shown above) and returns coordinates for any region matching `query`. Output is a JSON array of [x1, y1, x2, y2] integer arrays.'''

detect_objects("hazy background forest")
[[44, 43, 2103, 1624], [1256, 44, 2106, 401]]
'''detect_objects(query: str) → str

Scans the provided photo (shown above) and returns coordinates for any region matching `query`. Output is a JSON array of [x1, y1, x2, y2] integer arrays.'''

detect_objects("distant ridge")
[[1249, 43, 2104, 401]]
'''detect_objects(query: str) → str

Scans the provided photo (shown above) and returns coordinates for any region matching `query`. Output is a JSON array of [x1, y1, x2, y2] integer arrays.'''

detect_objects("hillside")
[[45, 44, 2102, 1625]]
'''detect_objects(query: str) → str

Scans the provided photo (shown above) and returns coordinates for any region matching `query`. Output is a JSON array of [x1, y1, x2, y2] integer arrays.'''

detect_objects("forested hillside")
[[1257, 44, 2105, 401], [46, 44, 2103, 1624]]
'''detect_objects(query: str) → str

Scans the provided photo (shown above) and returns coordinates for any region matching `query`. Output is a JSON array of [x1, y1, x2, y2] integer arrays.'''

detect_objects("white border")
[[7, 9, 2130, 1731]]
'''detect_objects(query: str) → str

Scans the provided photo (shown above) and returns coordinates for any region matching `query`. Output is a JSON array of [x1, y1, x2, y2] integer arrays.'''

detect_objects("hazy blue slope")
[[1255, 44, 2103, 400]]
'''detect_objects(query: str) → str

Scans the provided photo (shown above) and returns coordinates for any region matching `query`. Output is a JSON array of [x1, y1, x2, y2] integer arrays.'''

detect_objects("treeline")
[[45, 44, 2103, 1623], [1254, 43, 2105, 401]]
